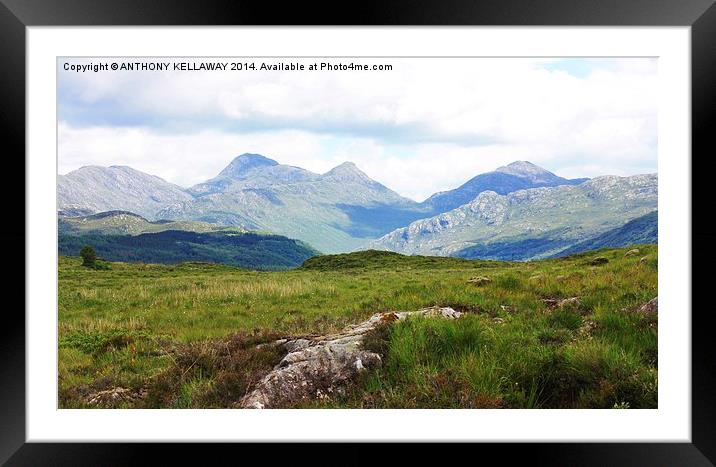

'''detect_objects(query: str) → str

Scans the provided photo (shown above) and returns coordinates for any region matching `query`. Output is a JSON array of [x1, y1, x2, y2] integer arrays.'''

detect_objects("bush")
[[80, 245, 97, 267]]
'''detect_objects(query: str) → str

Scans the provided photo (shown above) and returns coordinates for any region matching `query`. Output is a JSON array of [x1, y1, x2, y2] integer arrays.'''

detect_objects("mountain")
[[58, 207, 96, 218], [553, 210, 658, 257], [494, 160, 588, 185], [58, 210, 242, 237], [420, 161, 588, 213], [189, 153, 320, 195], [157, 154, 431, 253], [59, 230, 319, 270], [57, 156, 595, 254], [369, 174, 657, 260], [58, 166, 192, 219]]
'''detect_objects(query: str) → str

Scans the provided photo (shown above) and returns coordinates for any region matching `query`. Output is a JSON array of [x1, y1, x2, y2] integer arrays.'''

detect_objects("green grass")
[[58, 244, 657, 409]]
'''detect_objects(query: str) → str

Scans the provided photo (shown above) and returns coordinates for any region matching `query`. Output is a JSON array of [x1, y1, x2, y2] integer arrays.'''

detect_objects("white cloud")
[[58, 57, 658, 201]]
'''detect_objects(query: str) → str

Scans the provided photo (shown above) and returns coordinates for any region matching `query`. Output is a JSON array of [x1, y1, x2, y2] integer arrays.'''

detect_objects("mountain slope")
[[554, 210, 658, 257], [58, 166, 192, 219], [421, 161, 588, 213], [59, 230, 318, 270], [369, 174, 657, 260], [157, 154, 431, 253], [57, 157, 595, 254], [58, 210, 242, 236], [189, 153, 320, 195]]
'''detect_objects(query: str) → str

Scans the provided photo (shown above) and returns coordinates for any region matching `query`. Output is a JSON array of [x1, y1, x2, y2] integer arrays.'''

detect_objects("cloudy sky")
[[58, 57, 657, 201]]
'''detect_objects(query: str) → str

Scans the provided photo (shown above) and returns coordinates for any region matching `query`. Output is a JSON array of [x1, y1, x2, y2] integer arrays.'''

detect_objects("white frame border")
[[27, 26, 690, 442]]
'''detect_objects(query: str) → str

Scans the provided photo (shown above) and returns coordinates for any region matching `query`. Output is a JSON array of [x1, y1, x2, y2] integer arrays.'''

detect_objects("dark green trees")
[[80, 245, 97, 267]]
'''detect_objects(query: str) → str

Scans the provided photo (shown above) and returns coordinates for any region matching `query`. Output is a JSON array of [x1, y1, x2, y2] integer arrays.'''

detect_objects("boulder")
[[638, 297, 658, 314], [86, 387, 147, 406], [542, 297, 580, 309], [558, 297, 581, 309], [239, 306, 462, 409], [575, 320, 597, 340], [624, 249, 640, 257], [467, 276, 492, 286], [589, 257, 609, 265]]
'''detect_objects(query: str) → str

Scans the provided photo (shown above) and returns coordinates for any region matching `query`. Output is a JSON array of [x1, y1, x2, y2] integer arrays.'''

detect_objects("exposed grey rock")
[[58, 166, 193, 219], [624, 248, 641, 257], [158, 154, 427, 253], [575, 319, 598, 340], [542, 297, 580, 310], [369, 174, 657, 260], [495, 161, 588, 185], [638, 297, 658, 314], [556, 211, 657, 257], [467, 276, 492, 286], [86, 387, 147, 406], [421, 160, 588, 214], [559, 297, 581, 308], [239, 306, 462, 409]]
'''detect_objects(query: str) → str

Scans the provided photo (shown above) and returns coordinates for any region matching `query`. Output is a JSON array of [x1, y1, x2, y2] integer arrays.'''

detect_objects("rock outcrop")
[[368, 174, 657, 260], [542, 297, 581, 310], [86, 387, 147, 406], [239, 306, 462, 409], [467, 276, 492, 286], [638, 297, 658, 314]]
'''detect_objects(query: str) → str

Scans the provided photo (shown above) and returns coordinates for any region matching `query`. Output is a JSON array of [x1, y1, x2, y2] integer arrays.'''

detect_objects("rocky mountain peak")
[[57, 165, 193, 219], [496, 161, 550, 177], [323, 162, 372, 182], [217, 153, 279, 179], [369, 172, 657, 259]]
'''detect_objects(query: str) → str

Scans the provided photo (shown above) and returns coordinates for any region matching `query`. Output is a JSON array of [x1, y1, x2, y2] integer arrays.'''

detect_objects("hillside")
[[156, 155, 431, 253], [58, 165, 193, 219], [58, 156, 594, 254], [59, 210, 242, 236], [420, 161, 588, 213], [300, 249, 500, 271], [370, 174, 657, 260], [554, 211, 658, 257], [58, 230, 319, 270]]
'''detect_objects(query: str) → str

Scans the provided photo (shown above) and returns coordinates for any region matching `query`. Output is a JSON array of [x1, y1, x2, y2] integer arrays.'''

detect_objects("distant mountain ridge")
[[420, 161, 588, 213], [58, 155, 648, 256], [58, 165, 192, 219], [369, 174, 657, 260], [58, 210, 242, 237], [553, 210, 658, 257], [189, 153, 319, 195], [153, 154, 425, 252]]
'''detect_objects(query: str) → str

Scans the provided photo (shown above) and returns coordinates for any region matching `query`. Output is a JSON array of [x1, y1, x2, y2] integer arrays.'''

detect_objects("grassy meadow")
[[58, 245, 658, 409]]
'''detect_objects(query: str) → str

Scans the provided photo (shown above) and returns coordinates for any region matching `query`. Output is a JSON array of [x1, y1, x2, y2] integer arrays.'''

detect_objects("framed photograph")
[[5, 0, 715, 463]]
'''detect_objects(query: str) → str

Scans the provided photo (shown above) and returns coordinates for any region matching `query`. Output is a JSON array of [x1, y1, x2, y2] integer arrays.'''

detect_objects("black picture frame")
[[3, 0, 714, 464]]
